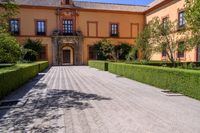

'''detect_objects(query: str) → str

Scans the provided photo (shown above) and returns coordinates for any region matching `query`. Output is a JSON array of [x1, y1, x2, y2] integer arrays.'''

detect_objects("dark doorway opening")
[[63, 49, 71, 64]]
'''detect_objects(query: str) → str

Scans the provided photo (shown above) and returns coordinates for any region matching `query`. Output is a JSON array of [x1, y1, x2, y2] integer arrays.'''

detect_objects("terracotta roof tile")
[[73, 1, 148, 12], [0, 0, 149, 12]]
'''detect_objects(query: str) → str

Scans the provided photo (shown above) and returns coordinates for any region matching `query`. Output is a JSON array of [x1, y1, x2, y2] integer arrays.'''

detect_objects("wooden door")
[[63, 49, 71, 64]]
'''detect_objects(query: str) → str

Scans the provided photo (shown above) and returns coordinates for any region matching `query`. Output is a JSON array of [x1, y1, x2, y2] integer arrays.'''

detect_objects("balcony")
[[52, 30, 83, 37]]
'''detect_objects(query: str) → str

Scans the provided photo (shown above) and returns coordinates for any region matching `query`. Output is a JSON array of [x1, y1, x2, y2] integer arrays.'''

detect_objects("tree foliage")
[[135, 24, 153, 61], [126, 47, 138, 61], [115, 43, 132, 60], [23, 39, 42, 61], [185, 0, 200, 45], [0, 0, 19, 33], [0, 33, 21, 63], [93, 39, 115, 60], [148, 17, 191, 66]]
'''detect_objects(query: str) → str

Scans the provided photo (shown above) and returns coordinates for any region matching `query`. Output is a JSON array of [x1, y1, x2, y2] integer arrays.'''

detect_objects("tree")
[[126, 47, 138, 61], [23, 39, 42, 61], [93, 39, 115, 60], [148, 17, 191, 66], [185, 0, 200, 45], [0, 33, 21, 63], [0, 0, 18, 33], [135, 24, 153, 61], [115, 43, 132, 60]]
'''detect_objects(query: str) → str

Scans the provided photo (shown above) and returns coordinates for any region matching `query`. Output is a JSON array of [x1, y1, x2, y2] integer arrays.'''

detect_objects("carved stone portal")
[[52, 35, 83, 65]]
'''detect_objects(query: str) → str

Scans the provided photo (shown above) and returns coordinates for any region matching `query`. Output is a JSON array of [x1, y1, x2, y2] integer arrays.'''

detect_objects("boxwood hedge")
[[88, 60, 108, 71], [108, 62, 200, 100], [0, 61, 49, 100]]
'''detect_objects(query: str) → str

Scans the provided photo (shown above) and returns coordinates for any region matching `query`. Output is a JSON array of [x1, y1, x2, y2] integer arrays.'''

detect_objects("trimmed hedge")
[[0, 61, 49, 100], [88, 60, 108, 71], [0, 64, 15, 68], [127, 61, 200, 69], [108, 62, 200, 100]]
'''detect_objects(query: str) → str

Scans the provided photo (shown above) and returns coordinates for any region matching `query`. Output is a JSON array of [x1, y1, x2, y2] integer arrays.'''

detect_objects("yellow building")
[[3, 0, 200, 65], [146, 0, 199, 62]]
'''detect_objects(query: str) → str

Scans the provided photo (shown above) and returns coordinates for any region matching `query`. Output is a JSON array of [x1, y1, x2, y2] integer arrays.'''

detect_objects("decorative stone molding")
[[52, 34, 83, 66]]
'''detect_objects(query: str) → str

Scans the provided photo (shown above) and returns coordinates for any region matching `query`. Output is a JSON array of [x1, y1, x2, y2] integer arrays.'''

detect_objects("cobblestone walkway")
[[0, 66, 200, 133]]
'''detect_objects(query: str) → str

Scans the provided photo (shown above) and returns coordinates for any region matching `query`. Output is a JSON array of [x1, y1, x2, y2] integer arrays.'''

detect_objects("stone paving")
[[0, 66, 200, 133]]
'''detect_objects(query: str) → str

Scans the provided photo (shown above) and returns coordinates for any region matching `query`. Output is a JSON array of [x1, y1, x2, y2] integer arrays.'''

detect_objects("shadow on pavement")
[[0, 71, 111, 132]]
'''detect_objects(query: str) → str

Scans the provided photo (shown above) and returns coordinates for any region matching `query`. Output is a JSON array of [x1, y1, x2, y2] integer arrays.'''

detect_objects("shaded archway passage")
[[0, 66, 200, 133]]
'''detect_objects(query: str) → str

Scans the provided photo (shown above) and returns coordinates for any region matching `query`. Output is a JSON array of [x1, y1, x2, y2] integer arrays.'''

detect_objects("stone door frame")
[[52, 36, 83, 65]]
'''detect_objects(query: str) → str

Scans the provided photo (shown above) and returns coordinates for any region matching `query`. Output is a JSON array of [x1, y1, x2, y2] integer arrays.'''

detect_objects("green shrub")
[[115, 43, 132, 60], [23, 39, 42, 61], [126, 47, 138, 61], [108, 62, 200, 100], [88, 60, 108, 71], [93, 40, 115, 60], [0, 61, 49, 100], [0, 33, 21, 63], [127, 60, 200, 69]]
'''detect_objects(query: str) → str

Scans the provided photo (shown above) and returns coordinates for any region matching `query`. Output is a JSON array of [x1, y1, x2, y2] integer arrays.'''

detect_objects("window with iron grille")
[[9, 19, 20, 35], [65, 0, 70, 4], [162, 49, 167, 57], [110, 23, 119, 37], [162, 17, 168, 29], [39, 46, 47, 60], [177, 42, 185, 58], [178, 11, 185, 28], [63, 19, 73, 35], [89, 46, 97, 60], [36, 20, 46, 36], [162, 43, 167, 57]]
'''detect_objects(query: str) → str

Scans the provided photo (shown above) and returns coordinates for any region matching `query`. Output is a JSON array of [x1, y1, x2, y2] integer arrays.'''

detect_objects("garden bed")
[[0, 61, 49, 100]]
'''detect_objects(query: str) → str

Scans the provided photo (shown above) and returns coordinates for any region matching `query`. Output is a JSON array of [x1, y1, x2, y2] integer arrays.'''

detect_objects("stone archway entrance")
[[62, 46, 74, 65], [52, 35, 83, 66]]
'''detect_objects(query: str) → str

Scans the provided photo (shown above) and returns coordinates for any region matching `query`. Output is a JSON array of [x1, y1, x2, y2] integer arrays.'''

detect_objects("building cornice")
[[19, 5, 145, 15], [145, 0, 177, 14]]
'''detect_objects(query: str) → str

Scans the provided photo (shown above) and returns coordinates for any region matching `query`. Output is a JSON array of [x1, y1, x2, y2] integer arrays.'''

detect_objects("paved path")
[[0, 66, 200, 133]]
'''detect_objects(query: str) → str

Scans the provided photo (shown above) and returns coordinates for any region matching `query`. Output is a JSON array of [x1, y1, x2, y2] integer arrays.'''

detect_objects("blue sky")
[[76, 0, 154, 5]]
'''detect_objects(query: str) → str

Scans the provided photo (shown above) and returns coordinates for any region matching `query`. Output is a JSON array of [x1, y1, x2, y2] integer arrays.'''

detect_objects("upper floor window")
[[65, 0, 70, 4], [36, 20, 46, 36], [63, 19, 73, 35], [9, 19, 20, 35], [178, 11, 185, 28], [110, 23, 119, 37], [177, 41, 185, 58], [62, 0, 70, 5], [162, 17, 168, 29]]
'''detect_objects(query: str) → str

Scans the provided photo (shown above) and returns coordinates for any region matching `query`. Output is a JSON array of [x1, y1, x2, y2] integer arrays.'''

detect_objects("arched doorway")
[[62, 46, 74, 65]]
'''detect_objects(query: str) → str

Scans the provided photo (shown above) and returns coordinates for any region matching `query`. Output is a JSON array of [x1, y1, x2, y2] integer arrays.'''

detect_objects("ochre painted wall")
[[5, 0, 197, 64], [77, 11, 145, 64], [12, 7, 144, 65], [145, 0, 197, 62], [13, 8, 57, 65], [16, 8, 57, 36], [16, 37, 53, 65]]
